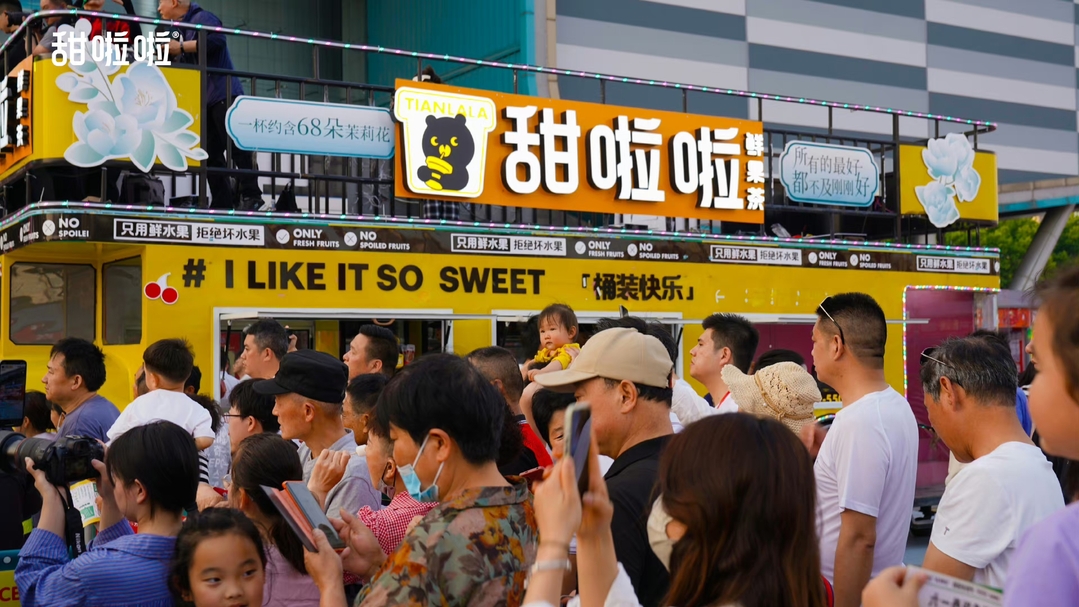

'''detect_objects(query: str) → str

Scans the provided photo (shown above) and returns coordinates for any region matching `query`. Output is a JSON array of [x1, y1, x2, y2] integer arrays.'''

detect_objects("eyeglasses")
[[920, 348, 964, 387], [818, 298, 845, 344], [222, 413, 245, 420]]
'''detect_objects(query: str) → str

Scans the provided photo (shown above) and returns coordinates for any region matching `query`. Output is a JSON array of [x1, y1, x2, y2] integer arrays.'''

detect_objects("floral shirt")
[[356, 478, 538, 607]]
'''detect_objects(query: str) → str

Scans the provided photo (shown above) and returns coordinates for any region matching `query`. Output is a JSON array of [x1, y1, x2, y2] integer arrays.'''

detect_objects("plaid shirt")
[[422, 200, 463, 220], [357, 492, 438, 557]]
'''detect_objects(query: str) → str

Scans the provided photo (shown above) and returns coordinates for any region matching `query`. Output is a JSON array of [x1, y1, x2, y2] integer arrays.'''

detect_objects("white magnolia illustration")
[[915, 132, 981, 228], [56, 19, 207, 172]]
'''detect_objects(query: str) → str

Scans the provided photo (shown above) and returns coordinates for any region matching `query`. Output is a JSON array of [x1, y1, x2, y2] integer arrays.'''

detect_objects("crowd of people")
[[6, 268, 1079, 607]]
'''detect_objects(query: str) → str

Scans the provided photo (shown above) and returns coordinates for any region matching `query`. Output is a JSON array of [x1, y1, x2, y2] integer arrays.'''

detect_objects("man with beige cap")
[[535, 327, 674, 607]]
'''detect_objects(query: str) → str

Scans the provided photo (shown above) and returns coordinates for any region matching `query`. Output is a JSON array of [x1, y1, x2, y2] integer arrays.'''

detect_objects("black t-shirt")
[[0, 470, 40, 551], [605, 434, 672, 607]]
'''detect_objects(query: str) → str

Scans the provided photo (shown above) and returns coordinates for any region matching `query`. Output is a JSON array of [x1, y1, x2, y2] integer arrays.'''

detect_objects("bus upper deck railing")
[[0, 9, 998, 241]]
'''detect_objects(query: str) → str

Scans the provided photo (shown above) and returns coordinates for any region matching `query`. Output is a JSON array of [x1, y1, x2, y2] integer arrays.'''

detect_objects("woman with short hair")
[[305, 353, 538, 607], [16, 421, 199, 607]]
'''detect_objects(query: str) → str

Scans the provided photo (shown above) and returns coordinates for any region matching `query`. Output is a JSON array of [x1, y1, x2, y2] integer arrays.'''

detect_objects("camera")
[[0, 430, 104, 486]]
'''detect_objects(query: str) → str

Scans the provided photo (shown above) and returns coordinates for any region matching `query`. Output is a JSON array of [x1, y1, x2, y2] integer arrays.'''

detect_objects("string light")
[[0, 201, 1003, 258], [0, 10, 997, 130], [902, 286, 1001, 398]]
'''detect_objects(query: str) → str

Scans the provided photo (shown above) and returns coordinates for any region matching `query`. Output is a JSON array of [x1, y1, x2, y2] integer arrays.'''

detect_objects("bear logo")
[[416, 114, 475, 192]]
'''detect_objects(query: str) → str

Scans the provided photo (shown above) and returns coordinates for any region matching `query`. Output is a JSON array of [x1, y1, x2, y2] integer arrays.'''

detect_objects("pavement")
[[905, 534, 930, 566]]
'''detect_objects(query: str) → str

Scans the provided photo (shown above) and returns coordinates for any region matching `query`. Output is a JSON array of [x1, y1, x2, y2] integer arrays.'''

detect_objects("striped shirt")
[[16, 521, 176, 607]]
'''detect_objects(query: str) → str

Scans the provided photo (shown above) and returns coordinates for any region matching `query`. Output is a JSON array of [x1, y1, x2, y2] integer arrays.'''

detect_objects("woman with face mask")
[[304, 353, 539, 607], [524, 413, 829, 607], [229, 433, 321, 607]]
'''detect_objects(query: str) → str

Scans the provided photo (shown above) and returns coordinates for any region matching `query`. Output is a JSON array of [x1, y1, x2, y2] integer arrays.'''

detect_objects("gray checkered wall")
[[555, 0, 1079, 185]]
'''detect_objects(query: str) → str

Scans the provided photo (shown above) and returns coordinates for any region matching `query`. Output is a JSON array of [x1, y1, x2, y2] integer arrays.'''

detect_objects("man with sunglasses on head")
[[918, 336, 1062, 590], [807, 293, 918, 607]]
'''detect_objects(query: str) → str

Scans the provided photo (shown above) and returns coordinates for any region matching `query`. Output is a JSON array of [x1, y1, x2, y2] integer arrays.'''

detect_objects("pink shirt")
[[262, 544, 320, 607], [358, 492, 438, 556]]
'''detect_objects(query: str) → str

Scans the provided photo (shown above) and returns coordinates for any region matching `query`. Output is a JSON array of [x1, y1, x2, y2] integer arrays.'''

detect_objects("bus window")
[[104, 257, 142, 345], [11, 263, 96, 344]]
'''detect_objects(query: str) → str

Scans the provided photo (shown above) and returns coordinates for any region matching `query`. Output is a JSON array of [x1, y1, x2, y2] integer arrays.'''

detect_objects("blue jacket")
[[175, 3, 244, 106]]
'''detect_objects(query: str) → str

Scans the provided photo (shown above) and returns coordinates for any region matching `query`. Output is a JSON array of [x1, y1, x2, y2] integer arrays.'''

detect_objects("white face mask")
[[646, 496, 676, 571]]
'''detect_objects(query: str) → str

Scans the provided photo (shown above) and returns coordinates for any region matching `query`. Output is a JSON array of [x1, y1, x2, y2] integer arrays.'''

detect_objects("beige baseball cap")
[[722, 362, 821, 435], [534, 327, 673, 390]]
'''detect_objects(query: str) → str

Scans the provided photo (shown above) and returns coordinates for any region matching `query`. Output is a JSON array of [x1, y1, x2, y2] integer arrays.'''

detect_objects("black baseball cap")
[[253, 350, 348, 404]]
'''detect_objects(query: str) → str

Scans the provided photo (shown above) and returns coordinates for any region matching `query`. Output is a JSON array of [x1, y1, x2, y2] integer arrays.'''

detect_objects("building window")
[[10, 263, 96, 345], [104, 258, 142, 345]]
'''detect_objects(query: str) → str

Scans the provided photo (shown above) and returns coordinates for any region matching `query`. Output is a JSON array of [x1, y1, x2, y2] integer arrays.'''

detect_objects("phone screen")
[[564, 403, 592, 495], [0, 360, 27, 428], [284, 481, 346, 550]]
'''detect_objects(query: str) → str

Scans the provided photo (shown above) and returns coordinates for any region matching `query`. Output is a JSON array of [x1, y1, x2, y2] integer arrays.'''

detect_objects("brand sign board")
[[393, 80, 766, 223], [899, 134, 998, 228], [0, 58, 32, 179], [0, 57, 203, 184], [225, 97, 395, 159], [778, 141, 880, 207]]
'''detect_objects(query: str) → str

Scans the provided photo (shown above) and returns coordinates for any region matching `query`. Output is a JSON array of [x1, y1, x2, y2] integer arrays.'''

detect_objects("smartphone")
[[520, 466, 546, 482], [284, 480, 346, 550], [262, 486, 317, 552], [563, 402, 592, 495], [0, 360, 27, 428]]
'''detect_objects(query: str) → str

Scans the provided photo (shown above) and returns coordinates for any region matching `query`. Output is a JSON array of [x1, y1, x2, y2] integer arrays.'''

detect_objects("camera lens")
[[0, 429, 25, 474]]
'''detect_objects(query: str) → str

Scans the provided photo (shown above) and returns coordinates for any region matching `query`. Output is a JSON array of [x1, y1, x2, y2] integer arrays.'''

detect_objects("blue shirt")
[[1016, 387, 1033, 436], [177, 3, 245, 106], [57, 394, 120, 443], [15, 521, 176, 607]]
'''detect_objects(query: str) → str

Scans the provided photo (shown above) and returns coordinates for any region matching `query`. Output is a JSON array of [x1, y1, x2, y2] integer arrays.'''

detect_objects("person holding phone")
[[535, 327, 676, 607], [302, 353, 537, 607], [523, 414, 830, 607]]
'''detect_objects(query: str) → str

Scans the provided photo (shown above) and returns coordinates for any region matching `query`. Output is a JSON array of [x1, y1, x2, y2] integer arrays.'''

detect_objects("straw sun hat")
[[721, 362, 821, 435]]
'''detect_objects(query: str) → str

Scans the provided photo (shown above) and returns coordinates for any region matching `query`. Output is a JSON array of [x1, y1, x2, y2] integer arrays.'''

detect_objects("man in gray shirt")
[[44, 338, 119, 443], [254, 350, 380, 517]]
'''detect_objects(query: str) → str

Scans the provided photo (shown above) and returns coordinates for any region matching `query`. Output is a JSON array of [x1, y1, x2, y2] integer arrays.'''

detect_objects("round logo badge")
[[627, 243, 638, 257], [275, 229, 290, 244], [574, 241, 586, 255], [42, 220, 56, 236], [344, 232, 358, 247], [850, 254, 859, 267], [808, 252, 818, 264]]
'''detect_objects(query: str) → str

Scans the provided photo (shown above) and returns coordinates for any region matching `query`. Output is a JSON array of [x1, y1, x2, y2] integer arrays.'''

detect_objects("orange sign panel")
[[393, 79, 765, 223]]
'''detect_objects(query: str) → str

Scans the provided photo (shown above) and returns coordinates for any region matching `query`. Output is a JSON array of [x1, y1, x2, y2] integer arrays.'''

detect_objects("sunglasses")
[[818, 298, 845, 344], [920, 347, 964, 387]]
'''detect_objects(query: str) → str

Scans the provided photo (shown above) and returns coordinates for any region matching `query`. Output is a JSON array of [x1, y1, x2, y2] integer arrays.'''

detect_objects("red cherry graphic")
[[161, 287, 179, 305], [144, 282, 162, 299]]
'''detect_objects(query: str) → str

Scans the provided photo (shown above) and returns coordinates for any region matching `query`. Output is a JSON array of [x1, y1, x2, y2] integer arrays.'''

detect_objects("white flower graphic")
[[57, 19, 207, 173], [915, 132, 981, 228], [915, 180, 959, 228]]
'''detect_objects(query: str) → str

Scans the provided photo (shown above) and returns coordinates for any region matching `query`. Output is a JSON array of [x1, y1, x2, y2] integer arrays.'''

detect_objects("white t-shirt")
[[670, 380, 737, 426], [815, 386, 918, 582], [715, 391, 739, 414], [107, 390, 214, 444], [932, 442, 1064, 589]]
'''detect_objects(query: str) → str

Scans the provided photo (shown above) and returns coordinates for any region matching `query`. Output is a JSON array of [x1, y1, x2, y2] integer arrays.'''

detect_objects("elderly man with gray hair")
[[919, 336, 1063, 590]]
